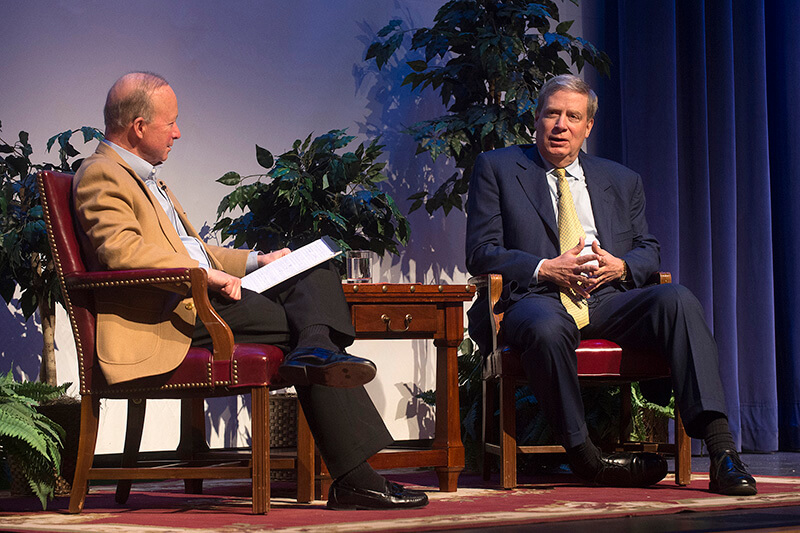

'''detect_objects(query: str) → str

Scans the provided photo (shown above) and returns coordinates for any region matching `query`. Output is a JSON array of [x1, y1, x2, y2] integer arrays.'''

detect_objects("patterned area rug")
[[2, 472, 799, 532]]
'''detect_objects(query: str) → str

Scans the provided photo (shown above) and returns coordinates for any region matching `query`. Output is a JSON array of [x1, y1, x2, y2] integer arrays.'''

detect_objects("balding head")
[[103, 72, 181, 165], [104, 72, 169, 136]]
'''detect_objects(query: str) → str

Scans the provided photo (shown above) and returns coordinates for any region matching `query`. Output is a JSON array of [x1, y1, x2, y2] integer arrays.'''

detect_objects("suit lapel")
[[96, 144, 189, 256], [515, 146, 558, 239], [580, 153, 615, 248]]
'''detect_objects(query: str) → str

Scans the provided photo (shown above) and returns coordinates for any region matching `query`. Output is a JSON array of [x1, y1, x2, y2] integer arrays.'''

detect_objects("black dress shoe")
[[582, 451, 668, 487], [327, 480, 429, 510], [279, 347, 377, 388], [709, 449, 757, 496]]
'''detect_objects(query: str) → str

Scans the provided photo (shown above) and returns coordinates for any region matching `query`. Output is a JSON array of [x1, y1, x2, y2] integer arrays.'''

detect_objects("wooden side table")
[[315, 283, 476, 496]]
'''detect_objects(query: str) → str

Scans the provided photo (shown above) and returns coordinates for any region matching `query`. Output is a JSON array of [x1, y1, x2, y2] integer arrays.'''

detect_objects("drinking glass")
[[345, 250, 372, 283]]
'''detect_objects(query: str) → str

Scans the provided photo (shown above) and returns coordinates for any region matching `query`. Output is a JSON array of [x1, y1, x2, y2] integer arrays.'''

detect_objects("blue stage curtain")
[[583, 0, 798, 451]]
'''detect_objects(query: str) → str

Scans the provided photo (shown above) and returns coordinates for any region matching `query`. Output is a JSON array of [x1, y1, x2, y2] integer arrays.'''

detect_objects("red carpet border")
[[1, 472, 799, 532]]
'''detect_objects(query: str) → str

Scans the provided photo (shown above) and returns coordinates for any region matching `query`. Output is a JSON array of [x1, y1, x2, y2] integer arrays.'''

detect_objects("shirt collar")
[[538, 149, 585, 181], [563, 157, 584, 181], [103, 139, 158, 182]]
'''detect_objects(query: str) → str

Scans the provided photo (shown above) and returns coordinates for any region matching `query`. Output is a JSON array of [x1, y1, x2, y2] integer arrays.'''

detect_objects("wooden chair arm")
[[189, 268, 235, 361], [65, 267, 195, 290], [469, 274, 504, 352], [653, 271, 672, 284]]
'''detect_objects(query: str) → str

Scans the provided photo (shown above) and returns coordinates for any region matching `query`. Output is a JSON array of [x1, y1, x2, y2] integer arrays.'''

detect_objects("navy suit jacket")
[[465, 144, 661, 354]]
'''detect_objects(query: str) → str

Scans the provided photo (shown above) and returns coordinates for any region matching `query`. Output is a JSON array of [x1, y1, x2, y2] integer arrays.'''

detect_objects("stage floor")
[[457, 452, 800, 533], [2, 452, 799, 533]]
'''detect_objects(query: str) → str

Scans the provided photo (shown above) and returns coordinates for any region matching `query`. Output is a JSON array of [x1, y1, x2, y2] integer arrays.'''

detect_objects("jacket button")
[[185, 302, 195, 311]]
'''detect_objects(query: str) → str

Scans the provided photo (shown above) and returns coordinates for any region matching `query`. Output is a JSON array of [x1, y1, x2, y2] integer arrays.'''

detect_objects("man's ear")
[[584, 117, 594, 139], [131, 117, 146, 140]]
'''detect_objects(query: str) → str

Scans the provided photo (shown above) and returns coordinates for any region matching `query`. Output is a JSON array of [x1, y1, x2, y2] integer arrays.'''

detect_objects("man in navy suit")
[[466, 74, 756, 495]]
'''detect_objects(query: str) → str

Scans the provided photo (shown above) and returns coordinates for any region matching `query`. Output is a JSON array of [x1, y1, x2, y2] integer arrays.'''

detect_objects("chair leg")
[[619, 384, 633, 448], [179, 398, 207, 495], [251, 386, 270, 514], [69, 395, 100, 514], [115, 398, 146, 504], [481, 376, 496, 481], [295, 403, 315, 503], [499, 374, 517, 489], [315, 453, 332, 501], [674, 406, 692, 485]]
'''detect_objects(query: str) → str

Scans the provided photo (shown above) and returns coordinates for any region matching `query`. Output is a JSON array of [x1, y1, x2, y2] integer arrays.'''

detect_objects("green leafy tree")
[[214, 129, 410, 258], [0, 370, 69, 508], [366, 0, 610, 215], [0, 121, 102, 385]]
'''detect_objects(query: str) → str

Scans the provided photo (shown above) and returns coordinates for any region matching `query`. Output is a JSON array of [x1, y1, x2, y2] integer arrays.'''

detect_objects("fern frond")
[[0, 370, 69, 509], [12, 380, 69, 403]]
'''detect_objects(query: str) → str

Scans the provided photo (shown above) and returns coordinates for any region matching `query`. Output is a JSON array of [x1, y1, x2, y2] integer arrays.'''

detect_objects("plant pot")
[[269, 393, 298, 481], [37, 396, 81, 496], [639, 408, 670, 443], [7, 454, 33, 496]]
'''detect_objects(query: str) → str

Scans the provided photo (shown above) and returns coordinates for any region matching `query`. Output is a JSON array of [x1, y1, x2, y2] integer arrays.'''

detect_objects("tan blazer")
[[73, 143, 250, 384]]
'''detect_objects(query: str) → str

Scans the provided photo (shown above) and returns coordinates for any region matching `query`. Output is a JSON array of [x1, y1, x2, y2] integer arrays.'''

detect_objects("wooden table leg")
[[432, 304, 465, 492]]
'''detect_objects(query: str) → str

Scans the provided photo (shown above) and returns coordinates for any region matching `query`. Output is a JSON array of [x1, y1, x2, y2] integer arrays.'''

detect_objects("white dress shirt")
[[533, 152, 600, 284]]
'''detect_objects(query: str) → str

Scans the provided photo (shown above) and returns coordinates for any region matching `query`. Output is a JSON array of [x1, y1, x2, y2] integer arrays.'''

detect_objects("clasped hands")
[[538, 238, 626, 299], [206, 247, 292, 301]]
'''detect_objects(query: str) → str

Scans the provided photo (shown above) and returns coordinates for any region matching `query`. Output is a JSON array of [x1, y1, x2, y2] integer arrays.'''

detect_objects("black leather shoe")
[[581, 452, 668, 487], [327, 480, 429, 510], [709, 449, 757, 496], [279, 347, 377, 388]]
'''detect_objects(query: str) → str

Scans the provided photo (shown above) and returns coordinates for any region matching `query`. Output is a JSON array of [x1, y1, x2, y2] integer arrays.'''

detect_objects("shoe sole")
[[709, 481, 758, 496], [326, 501, 429, 510], [279, 361, 377, 388], [326, 492, 429, 510], [326, 502, 366, 510], [592, 459, 668, 487]]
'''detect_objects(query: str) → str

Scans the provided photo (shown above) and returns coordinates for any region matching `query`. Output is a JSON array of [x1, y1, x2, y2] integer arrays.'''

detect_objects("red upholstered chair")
[[37, 170, 315, 514], [472, 273, 691, 489]]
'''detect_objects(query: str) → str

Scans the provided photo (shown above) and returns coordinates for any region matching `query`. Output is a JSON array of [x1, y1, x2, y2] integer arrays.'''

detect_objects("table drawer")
[[351, 304, 438, 334]]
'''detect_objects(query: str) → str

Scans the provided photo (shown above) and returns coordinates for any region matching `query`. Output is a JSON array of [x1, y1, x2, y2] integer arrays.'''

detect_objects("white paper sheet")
[[241, 236, 342, 293]]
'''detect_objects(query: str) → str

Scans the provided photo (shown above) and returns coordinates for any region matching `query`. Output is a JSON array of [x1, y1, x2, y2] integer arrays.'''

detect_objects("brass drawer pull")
[[381, 313, 412, 332]]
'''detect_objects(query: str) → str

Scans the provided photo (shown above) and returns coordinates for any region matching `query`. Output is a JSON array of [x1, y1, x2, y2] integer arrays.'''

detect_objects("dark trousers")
[[192, 263, 392, 478], [502, 283, 728, 448]]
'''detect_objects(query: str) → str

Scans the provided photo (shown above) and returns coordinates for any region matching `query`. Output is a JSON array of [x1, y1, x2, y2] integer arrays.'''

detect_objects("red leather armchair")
[[472, 273, 691, 489], [37, 170, 314, 514]]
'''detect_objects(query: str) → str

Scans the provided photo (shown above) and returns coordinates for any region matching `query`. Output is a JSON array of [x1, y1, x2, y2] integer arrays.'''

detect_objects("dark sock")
[[336, 461, 386, 492], [296, 324, 338, 352], [702, 414, 736, 456], [566, 439, 603, 479]]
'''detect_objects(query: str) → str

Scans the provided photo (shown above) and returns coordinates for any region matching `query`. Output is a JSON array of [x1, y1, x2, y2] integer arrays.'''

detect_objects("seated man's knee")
[[649, 283, 705, 318], [505, 303, 576, 352]]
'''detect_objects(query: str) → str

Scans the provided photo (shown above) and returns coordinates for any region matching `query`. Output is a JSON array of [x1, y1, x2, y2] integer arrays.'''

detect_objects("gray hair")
[[535, 74, 598, 120], [104, 72, 169, 134]]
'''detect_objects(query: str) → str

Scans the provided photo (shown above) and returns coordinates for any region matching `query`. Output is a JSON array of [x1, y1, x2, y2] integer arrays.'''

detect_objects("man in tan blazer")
[[72, 71, 428, 510]]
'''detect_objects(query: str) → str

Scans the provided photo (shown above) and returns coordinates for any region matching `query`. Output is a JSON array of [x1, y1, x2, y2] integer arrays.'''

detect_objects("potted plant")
[[366, 0, 611, 216], [631, 381, 675, 444], [0, 121, 101, 500], [214, 129, 410, 259], [0, 370, 70, 508], [0, 121, 102, 386]]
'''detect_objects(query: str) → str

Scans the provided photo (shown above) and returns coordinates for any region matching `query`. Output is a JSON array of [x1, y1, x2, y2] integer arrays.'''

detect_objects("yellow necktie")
[[555, 168, 589, 329]]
